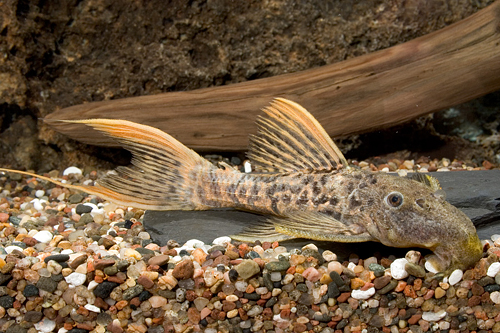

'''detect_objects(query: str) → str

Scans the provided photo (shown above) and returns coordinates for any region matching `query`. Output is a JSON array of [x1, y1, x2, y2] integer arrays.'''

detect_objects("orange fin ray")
[[247, 98, 349, 173]]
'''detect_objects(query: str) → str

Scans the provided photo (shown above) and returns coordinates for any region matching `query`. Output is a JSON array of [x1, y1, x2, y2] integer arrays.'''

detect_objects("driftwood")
[[46, 2, 500, 151]]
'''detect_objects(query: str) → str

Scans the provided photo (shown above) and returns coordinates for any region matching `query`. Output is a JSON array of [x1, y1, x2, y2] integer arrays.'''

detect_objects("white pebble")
[[487, 262, 500, 277], [448, 269, 463, 285], [84, 304, 101, 313], [425, 260, 439, 274], [33, 230, 53, 243], [35, 318, 56, 333], [390, 258, 409, 280], [302, 243, 318, 251], [30, 198, 47, 211], [63, 166, 82, 176], [322, 250, 337, 262], [4, 245, 25, 254], [351, 287, 375, 300], [422, 310, 446, 321], [35, 190, 45, 198], [244, 161, 252, 173], [65, 272, 87, 287], [347, 262, 357, 271], [184, 239, 204, 248], [87, 280, 99, 290], [212, 236, 232, 246], [490, 291, 500, 304]]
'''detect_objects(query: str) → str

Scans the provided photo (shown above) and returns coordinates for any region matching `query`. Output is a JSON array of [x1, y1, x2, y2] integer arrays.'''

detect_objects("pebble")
[[63, 166, 83, 175], [65, 272, 87, 286], [34, 318, 56, 332], [351, 287, 376, 299], [421, 310, 446, 321], [235, 260, 261, 279], [390, 258, 409, 279], [487, 262, 500, 277], [448, 269, 463, 285], [0, 168, 498, 333], [33, 230, 53, 243]]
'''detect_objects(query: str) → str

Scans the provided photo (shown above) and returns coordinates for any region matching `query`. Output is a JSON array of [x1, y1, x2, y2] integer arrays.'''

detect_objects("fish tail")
[[6, 119, 216, 210]]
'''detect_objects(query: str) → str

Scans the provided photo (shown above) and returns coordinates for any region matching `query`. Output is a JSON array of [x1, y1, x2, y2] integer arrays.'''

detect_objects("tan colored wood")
[[46, 1, 500, 151]]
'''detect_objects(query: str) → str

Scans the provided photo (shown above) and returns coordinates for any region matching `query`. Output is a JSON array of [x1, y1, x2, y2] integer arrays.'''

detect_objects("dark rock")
[[123, 285, 144, 300], [265, 257, 290, 272], [22, 284, 39, 297], [327, 282, 340, 298], [68, 329, 89, 333], [24, 311, 43, 322], [0, 273, 12, 286], [329, 271, 345, 287], [36, 277, 57, 293], [378, 279, 399, 294], [96, 313, 112, 326], [6, 325, 27, 333], [93, 281, 119, 299], [79, 213, 94, 224], [68, 193, 84, 204], [0, 295, 14, 308], [75, 204, 92, 214], [44, 254, 70, 263], [139, 290, 152, 301]]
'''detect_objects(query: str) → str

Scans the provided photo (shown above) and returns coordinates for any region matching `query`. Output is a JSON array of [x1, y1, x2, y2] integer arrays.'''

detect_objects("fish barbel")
[[0, 98, 482, 273]]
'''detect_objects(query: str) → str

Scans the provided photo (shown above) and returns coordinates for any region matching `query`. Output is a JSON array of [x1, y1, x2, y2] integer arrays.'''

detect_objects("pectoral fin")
[[230, 222, 297, 242], [231, 212, 374, 243]]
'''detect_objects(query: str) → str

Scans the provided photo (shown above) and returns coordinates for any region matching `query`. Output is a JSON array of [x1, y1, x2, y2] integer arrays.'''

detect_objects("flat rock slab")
[[144, 170, 500, 258]]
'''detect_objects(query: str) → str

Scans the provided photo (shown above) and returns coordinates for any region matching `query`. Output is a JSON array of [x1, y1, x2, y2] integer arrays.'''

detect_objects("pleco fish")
[[0, 98, 482, 274]]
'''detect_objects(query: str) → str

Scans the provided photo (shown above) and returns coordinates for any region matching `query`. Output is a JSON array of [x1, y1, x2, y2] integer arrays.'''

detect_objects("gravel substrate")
[[0, 158, 499, 333]]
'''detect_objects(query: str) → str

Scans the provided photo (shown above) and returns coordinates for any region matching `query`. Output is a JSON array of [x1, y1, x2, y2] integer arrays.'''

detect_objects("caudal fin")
[[2, 119, 214, 210]]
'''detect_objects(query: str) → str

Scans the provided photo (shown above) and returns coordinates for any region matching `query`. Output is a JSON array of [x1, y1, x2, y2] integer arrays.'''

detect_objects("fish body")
[[0, 98, 482, 273]]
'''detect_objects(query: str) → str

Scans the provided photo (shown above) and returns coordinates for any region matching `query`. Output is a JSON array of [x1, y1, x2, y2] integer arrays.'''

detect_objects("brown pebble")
[[115, 300, 128, 310], [107, 274, 126, 284], [222, 300, 236, 312], [373, 276, 391, 289], [213, 255, 230, 267], [94, 297, 109, 310], [137, 276, 154, 289], [468, 295, 482, 307], [408, 313, 422, 325], [69, 254, 88, 269], [172, 259, 194, 279], [148, 254, 171, 267], [94, 259, 116, 271], [129, 297, 141, 307], [107, 322, 123, 333], [188, 307, 201, 324], [337, 292, 351, 303], [293, 323, 307, 333], [22, 237, 37, 247], [185, 290, 197, 302], [76, 323, 95, 331]]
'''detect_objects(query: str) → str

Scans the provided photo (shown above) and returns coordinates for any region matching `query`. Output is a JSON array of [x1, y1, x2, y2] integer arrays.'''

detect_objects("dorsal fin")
[[406, 173, 441, 192], [247, 98, 348, 172]]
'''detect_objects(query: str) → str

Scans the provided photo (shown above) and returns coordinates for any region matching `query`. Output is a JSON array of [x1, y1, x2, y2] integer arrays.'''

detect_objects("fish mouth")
[[430, 232, 483, 273]]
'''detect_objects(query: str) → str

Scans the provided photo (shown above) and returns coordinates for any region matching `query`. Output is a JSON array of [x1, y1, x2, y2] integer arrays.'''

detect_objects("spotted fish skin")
[[0, 98, 483, 274], [193, 168, 372, 218]]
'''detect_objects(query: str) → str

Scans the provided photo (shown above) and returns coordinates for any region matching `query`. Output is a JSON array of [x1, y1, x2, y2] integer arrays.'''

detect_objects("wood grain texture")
[[45, 2, 500, 151]]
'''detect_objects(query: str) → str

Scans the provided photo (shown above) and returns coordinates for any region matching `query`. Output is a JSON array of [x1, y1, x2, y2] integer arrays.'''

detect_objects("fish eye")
[[385, 192, 404, 208]]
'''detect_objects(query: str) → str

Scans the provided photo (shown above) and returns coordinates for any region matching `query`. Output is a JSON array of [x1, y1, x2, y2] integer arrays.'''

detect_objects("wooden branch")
[[46, 2, 500, 151]]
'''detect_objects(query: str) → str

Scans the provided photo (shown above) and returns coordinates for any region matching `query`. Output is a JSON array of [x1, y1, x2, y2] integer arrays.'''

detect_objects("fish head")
[[362, 173, 482, 273]]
